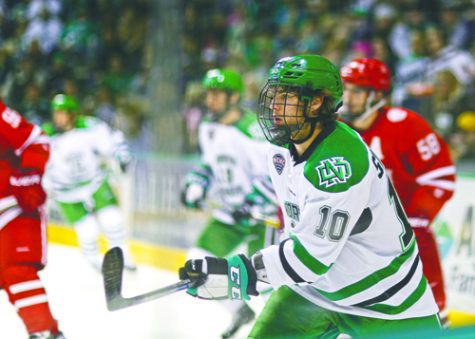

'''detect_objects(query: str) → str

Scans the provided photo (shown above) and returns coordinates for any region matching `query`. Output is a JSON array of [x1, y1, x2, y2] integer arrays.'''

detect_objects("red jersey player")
[[0, 101, 64, 338], [339, 58, 456, 321]]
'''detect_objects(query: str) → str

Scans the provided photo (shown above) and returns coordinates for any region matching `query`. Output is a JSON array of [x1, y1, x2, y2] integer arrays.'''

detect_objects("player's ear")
[[309, 95, 324, 118], [229, 92, 240, 106]]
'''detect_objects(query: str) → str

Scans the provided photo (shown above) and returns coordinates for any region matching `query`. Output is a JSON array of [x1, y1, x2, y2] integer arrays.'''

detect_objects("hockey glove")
[[231, 200, 255, 227], [178, 255, 258, 301], [180, 164, 212, 209], [9, 169, 46, 212], [232, 190, 279, 228]]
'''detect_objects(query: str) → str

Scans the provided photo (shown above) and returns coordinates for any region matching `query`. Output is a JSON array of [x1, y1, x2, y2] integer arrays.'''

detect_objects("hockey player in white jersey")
[[43, 94, 136, 271], [179, 55, 441, 338], [180, 69, 280, 338]]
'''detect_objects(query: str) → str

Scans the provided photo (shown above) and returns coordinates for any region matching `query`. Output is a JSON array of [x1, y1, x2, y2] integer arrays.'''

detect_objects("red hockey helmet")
[[340, 58, 391, 92]]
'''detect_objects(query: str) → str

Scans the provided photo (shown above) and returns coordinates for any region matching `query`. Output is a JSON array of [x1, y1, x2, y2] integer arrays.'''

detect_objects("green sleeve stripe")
[[315, 238, 416, 300], [363, 276, 428, 315], [290, 233, 332, 275]]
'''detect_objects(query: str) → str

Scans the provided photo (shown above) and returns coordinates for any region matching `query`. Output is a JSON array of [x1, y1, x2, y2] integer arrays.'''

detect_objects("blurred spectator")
[[450, 111, 475, 162], [371, 35, 397, 72], [101, 54, 132, 95], [296, 20, 322, 54], [26, 0, 61, 19], [392, 29, 430, 111], [181, 81, 205, 154], [429, 70, 474, 139], [389, 3, 428, 59], [22, 4, 62, 55], [43, 52, 69, 96], [439, 0, 471, 50], [59, 6, 97, 63], [371, 2, 398, 39], [94, 86, 117, 127], [20, 82, 50, 124], [424, 25, 475, 87], [116, 6, 148, 71], [2, 57, 45, 107]]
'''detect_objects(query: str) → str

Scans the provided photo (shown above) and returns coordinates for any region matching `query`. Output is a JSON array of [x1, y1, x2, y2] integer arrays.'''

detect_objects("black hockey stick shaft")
[[102, 247, 191, 311]]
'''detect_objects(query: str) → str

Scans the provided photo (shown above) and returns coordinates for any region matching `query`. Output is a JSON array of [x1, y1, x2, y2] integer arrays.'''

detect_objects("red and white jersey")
[[354, 106, 456, 227], [0, 101, 49, 228]]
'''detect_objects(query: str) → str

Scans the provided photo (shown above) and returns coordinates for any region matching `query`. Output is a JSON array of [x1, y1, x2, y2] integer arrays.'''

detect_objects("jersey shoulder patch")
[[304, 122, 369, 193]]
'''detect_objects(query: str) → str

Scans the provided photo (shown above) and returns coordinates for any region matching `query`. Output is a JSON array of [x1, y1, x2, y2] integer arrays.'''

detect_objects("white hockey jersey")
[[44, 116, 128, 202], [260, 121, 439, 320], [199, 111, 271, 224]]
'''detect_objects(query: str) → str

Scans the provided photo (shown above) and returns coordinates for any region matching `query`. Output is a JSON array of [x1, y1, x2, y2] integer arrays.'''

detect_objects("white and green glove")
[[178, 255, 258, 300], [180, 164, 213, 209]]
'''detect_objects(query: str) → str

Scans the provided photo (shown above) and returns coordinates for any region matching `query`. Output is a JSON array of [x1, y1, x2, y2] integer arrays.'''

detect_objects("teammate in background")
[[42, 94, 136, 272], [0, 101, 64, 338], [179, 55, 441, 338], [339, 58, 455, 321], [180, 69, 279, 338]]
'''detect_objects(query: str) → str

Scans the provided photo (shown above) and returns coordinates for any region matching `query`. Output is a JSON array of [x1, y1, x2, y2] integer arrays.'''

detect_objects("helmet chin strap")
[[340, 91, 387, 124]]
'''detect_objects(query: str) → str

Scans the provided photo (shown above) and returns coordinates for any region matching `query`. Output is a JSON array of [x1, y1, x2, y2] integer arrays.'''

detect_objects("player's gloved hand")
[[180, 165, 212, 209], [231, 200, 256, 227], [178, 255, 258, 301], [232, 191, 278, 227], [181, 183, 206, 209], [9, 169, 46, 212]]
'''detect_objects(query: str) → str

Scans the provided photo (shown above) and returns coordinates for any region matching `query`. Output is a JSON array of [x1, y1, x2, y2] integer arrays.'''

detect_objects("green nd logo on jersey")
[[316, 157, 352, 188]]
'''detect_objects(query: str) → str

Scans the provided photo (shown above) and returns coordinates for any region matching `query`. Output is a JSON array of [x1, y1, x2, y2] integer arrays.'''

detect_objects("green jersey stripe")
[[362, 275, 429, 315], [315, 238, 417, 300], [290, 233, 332, 275]]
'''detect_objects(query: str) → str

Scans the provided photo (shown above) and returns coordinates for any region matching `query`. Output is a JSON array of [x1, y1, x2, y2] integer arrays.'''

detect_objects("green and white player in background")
[[180, 69, 280, 338], [179, 55, 441, 338], [42, 94, 136, 271]]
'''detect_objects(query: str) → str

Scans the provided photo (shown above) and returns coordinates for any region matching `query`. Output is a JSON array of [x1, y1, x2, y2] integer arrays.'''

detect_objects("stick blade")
[[102, 247, 125, 311]]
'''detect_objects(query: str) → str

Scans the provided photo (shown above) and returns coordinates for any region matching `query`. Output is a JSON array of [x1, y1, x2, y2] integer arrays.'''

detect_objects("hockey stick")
[[102, 247, 191, 311], [204, 200, 281, 229]]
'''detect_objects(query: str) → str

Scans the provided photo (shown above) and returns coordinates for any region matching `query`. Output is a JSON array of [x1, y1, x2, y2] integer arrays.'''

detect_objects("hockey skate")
[[221, 303, 255, 339], [29, 330, 65, 339]]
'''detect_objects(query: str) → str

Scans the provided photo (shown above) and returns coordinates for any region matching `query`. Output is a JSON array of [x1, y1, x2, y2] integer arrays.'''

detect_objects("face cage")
[[257, 82, 314, 146]]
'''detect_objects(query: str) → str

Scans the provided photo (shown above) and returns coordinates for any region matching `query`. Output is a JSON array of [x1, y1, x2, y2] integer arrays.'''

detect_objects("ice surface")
[[0, 244, 259, 339]]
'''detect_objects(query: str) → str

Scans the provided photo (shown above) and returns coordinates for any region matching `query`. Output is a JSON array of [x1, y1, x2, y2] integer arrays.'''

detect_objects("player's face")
[[53, 110, 74, 132], [342, 83, 370, 116], [270, 88, 312, 142], [271, 90, 302, 125], [205, 89, 228, 114]]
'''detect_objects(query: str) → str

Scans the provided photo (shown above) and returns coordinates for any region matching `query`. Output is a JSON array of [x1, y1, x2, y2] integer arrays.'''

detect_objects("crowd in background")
[[0, 0, 151, 148], [181, 0, 475, 165], [0, 0, 474, 163]]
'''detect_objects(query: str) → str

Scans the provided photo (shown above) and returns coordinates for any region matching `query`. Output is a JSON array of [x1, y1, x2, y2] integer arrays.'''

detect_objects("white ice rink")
[[0, 244, 262, 339]]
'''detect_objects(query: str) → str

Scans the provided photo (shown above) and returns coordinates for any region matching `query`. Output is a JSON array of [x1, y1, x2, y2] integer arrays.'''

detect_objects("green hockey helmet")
[[266, 55, 342, 109], [202, 69, 244, 95], [51, 94, 79, 114], [257, 55, 343, 146]]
